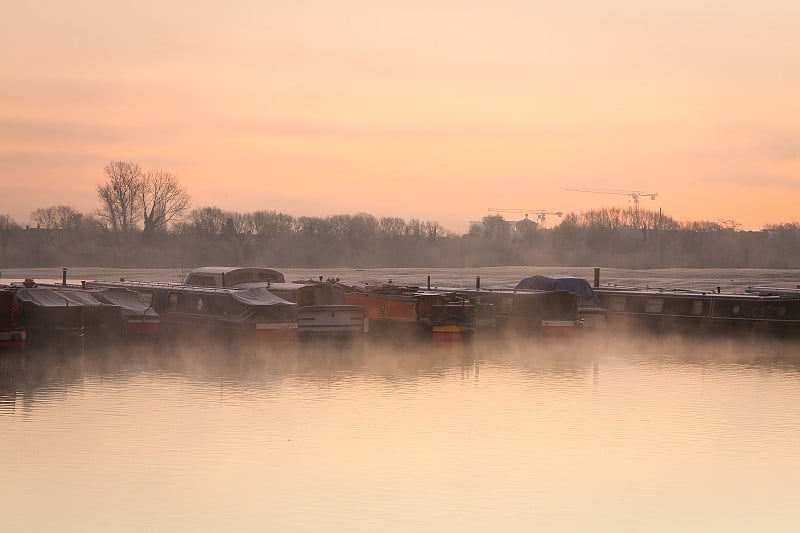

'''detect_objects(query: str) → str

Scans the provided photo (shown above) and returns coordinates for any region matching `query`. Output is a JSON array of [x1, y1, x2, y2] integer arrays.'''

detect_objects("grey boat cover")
[[234, 282, 308, 291], [230, 287, 297, 308], [94, 289, 159, 319], [515, 276, 600, 307], [15, 288, 103, 307]]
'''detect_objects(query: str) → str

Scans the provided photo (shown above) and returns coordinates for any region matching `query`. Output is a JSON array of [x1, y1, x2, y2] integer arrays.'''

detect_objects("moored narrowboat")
[[183, 268, 368, 337], [430, 302, 485, 340], [344, 284, 494, 339], [91, 288, 160, 338], [296, 304, 369, 337], [86, 280, 298, 341], [261, 281, 368, 337], [515, 275, 606, 326], [0, 288, 26, 350], [459, 288, 582, 336], [595, 286, 800, 335], [14, 287, 88, 347]]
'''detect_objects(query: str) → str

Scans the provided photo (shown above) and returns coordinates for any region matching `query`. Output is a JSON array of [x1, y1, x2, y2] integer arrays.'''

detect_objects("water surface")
[[2, 267, 800, 532]]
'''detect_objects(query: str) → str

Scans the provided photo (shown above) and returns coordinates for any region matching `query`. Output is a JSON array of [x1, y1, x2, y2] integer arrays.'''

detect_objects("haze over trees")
[[2, 160, 800, 268]]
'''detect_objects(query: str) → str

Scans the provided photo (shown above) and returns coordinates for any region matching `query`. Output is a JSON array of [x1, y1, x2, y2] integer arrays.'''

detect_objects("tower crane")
[[564, 188, 658, 227], [564, 188, 657, 209], [487, 208, 563, 229]]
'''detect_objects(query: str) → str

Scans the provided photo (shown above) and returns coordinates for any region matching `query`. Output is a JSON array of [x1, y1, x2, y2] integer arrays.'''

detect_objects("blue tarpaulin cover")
[[515, 276, 600, 307]]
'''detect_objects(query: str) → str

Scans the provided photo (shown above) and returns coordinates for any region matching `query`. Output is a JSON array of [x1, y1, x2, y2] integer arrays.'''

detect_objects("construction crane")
[[487, 208, 564, 229], [564, 188, 657, 210], [564, 188, 658, 227]]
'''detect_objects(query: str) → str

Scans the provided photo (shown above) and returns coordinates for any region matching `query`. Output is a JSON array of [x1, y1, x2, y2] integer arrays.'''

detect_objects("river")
[[2, 267, 800, 532]]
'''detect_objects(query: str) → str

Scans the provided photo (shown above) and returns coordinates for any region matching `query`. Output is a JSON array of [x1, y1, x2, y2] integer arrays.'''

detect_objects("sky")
[[2, 0, 799, 233]]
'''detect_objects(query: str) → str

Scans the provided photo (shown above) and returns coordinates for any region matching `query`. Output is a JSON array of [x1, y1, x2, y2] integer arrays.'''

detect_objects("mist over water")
[[2, 267, 800, 532]]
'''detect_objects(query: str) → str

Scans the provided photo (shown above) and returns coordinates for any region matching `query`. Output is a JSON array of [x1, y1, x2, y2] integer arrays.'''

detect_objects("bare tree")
[[0, 213, 18, 230], [141, 169, 191, 238], [97, 161, 142, 232], [251, 210, 294, 240], [0, 213, 19, 251], [379, 217, 406, 238], [481, 215, 510, 240], [188, 207, 228, 237], [31, 205, 83, 230]]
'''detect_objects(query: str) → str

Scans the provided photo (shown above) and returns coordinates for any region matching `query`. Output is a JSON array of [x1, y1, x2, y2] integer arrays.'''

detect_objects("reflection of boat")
[[86, 280, 298, 340], [183, 268, 368, 337], [0, 288, 26, 350]]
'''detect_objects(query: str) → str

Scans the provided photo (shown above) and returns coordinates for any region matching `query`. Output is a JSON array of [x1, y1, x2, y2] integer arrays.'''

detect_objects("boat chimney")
[[120, 278, 125, 282], [593, 268, 600, 289], [62, 267, 67, 287], [81, 281, 86, 288], [427, 275, 431, 290], [717, 287, 721, 294], [476, 276, 481, 290]]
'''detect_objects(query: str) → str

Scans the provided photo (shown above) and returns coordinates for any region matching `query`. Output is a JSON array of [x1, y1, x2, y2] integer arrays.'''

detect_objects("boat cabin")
[[184, 267, 285, 288]]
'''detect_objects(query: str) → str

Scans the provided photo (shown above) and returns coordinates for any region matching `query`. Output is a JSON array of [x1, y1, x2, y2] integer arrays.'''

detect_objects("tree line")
[[1, 160, 800, 268]]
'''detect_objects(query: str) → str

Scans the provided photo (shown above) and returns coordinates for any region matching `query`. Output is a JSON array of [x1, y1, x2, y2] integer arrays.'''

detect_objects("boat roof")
[[596, 286, 788, 300], [234, 282, 309, 291], [15, 287, 105, 307], [187, 266, 282, 275], [93, 288, 159, 318], [516, 275, 599, 305], [185, 266, 286, 286]]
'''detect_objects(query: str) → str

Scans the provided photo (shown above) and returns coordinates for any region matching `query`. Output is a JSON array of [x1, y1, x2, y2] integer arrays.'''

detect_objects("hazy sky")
[[2, 0, 799, 232]]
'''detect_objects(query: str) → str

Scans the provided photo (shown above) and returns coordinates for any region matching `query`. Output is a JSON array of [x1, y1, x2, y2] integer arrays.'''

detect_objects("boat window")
[[608, 296, 626, 312], [228, 271, 252, 286], [645, 298, 664, 313], [204, 295, 226, 315], [186, 274, 216, 287], [691, 300, 704, 315], [732, 305, 740, 315], [177, 294, 201, 313], [168, 293, 178, 312], [777, 305, 787, 317]]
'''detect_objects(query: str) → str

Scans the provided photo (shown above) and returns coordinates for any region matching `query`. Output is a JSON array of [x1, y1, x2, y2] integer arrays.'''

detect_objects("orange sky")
[[2, 1, 799, 233]]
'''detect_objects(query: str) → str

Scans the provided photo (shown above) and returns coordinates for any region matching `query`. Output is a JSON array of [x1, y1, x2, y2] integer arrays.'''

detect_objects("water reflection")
[[4, 334, 800, 416], [3, 334, 800, 532]]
